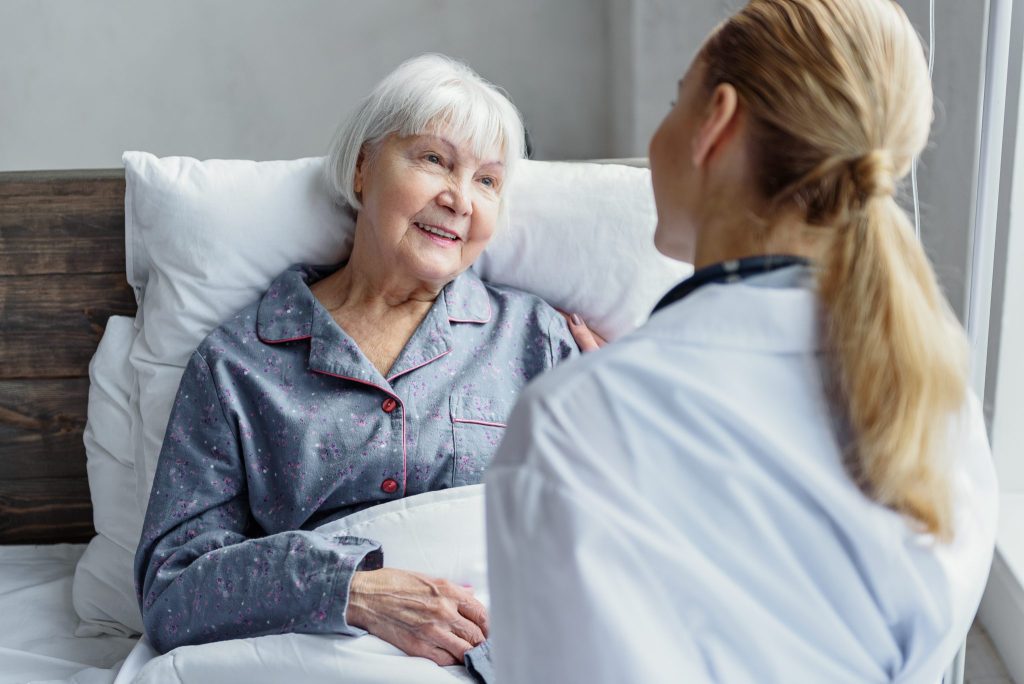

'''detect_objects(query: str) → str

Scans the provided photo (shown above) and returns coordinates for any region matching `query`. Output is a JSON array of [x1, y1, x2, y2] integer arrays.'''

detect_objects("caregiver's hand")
[[562, 312, 607, 352], [347, 568, 488, 666]]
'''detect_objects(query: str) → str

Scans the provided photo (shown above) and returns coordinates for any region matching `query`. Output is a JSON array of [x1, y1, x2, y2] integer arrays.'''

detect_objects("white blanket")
[[129, 633, 477, 684], [0, 487, 487, 683], [0, 544, 134, 684], [127, 486, 488, 684]]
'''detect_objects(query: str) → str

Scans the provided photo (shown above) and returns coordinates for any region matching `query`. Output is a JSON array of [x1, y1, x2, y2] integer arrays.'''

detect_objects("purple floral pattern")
[[135, 264, 577, 653]]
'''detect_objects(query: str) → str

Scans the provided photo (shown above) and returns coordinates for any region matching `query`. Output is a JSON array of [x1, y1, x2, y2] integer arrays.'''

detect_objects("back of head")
[[702, 0, 968, 540]]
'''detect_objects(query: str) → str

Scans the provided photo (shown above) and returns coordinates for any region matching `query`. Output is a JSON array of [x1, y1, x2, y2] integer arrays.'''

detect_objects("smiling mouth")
[[414, 221, 460, 241]]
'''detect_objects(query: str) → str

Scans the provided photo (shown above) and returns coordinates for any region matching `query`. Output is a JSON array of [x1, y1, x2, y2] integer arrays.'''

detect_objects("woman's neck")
[[692, 208, 828, 270], [311, 229, 440, 322], [312, 262, 436, 321], [309, 246, 441, 378]]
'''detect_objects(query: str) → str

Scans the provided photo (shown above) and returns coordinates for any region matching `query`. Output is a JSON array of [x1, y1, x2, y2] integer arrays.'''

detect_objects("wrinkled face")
[[649, 62, 704, 261], [354, 127, 505, 287]]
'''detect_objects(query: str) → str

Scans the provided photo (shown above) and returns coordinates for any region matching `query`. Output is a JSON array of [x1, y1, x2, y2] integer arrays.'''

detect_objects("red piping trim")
[[386, 349, 452, 384], [258, 333, 312, 344], [310, 368, 407, 494], [401, 406, 407, 491], [448, 314, 490, 324], [452, 418, 507, 428], [309, 368, 397, 400], [447, 285, 492, 324]]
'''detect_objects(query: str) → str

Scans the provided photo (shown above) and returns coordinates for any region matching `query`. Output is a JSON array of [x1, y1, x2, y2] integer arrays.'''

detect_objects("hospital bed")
[[0, 158, 669, 684], [0, 163, 968, 684], [0, 168, 139, 681]]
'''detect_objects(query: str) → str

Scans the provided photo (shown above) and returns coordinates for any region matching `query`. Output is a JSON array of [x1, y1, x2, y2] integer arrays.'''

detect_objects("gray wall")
[[608, 0, 990, 323], [903, 0, 990, 324], [987, 0, 1023, 490], [608, 0, 739, 157], [1, 0, 991, 324], [0, 0, 610, 168]]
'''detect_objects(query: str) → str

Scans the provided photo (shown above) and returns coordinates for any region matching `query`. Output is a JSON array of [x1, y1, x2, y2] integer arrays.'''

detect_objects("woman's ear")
[[692, 83, 740, 168], [353, 146, 367, 196]]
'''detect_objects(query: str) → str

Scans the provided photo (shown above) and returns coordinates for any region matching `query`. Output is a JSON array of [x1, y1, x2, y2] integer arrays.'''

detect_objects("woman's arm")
[[133, 350, 382, 653], [347, 568, 488, 666]]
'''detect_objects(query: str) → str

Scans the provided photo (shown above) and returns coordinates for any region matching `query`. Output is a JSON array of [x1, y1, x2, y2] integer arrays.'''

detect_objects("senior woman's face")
[[354, 129, 504, 287]]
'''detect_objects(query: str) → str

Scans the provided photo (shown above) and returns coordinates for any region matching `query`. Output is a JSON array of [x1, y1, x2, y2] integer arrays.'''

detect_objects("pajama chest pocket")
[[450, 393, 510, 487]]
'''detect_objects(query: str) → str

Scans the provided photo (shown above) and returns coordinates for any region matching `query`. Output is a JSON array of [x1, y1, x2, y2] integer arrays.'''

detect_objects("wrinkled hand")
[[346, 568, 488, 666], [560, 311, 608, 352]]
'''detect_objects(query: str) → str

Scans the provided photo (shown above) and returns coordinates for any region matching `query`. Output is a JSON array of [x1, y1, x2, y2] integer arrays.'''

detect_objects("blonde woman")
[[485, 1, 998, 682]]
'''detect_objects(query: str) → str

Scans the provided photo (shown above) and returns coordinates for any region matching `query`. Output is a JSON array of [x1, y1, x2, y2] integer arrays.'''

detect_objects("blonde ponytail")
[[821, 190, 967, 539], [701, 0, 969, 539]]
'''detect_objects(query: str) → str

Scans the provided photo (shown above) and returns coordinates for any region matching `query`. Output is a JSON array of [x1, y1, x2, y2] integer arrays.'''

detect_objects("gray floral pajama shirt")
[[134, 264, 578, 654]]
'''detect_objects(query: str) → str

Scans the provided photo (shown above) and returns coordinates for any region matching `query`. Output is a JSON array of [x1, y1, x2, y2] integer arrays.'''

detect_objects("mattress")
[[0, 544, 136, 684], [1, 485, 487, 684]]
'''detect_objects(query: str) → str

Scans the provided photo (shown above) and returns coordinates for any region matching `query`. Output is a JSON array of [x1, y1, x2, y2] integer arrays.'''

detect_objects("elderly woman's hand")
[[347, 568, 488, 666], [561, 312, 607, 352]]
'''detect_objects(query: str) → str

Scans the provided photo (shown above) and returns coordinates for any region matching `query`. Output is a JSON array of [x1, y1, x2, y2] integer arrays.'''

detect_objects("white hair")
[[325, 53, 526, 213]]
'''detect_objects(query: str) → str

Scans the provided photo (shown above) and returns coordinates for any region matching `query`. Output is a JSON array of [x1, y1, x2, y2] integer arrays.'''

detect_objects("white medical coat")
[[485, 268, 997, 684]]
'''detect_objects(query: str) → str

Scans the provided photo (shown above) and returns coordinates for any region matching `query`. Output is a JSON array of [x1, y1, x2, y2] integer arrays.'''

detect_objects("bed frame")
[[0, 159, 648, 546], [0, 164, 972, 684], [0, 169, 136, 545]]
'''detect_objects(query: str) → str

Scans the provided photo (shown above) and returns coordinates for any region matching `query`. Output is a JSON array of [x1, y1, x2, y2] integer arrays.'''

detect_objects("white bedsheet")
[[127, 486, 487, 683], [0, 486, 489, 683], [0, 544, 136, 684]]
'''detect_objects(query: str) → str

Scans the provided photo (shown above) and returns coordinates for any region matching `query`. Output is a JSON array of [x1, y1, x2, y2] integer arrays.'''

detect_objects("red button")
[[381, 478, 399, 494], [381, 397, 397, 413]]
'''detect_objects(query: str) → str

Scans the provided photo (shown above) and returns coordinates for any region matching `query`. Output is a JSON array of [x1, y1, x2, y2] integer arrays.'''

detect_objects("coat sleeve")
[[134, 350, 382, 654], [484, 387, 714, 684]]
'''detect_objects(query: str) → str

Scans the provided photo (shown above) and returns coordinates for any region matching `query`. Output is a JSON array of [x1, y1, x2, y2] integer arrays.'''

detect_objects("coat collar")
[[256, 264, 492, 384], [641, 265, 822, 353]]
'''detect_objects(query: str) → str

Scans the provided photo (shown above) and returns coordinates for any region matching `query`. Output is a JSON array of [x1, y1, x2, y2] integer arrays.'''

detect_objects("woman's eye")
[[479, 176, 496, 188], [425, 153, 443, 165]]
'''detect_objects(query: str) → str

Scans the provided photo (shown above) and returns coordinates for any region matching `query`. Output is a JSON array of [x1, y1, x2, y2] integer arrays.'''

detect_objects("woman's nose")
[[438, 178, 473, 216]]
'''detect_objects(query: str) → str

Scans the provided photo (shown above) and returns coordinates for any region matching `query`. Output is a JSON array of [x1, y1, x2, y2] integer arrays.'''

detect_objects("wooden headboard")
[[0, 158, 651, 546], [0, 169, 136, 545]]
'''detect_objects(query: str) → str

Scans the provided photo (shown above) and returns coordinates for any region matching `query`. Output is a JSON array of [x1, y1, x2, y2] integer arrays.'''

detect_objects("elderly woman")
[[487, 1, 998, 682], [134, 54, 585, 664]]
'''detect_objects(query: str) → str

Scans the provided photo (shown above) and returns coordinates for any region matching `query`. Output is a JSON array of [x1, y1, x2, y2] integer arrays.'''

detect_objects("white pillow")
[[124, 152, 355, 504], [123, 152, 686, 337], [123, 152, 690, 507], [72, 315, 144, 637], [474, 160, 689, 336], [317, 485, 488, 605]]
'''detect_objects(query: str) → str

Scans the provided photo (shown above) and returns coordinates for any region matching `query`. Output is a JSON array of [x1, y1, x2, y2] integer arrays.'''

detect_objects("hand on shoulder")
[[559, 311, 607, 352]]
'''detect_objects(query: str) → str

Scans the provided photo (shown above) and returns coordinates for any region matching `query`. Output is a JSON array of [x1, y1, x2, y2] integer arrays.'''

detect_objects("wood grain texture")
[[0, 170, 126, 277], [0, 273, 136, 379], [0, 378, 91, 480], [0, 477, 95, 544], [0, 169, 129, 543]]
